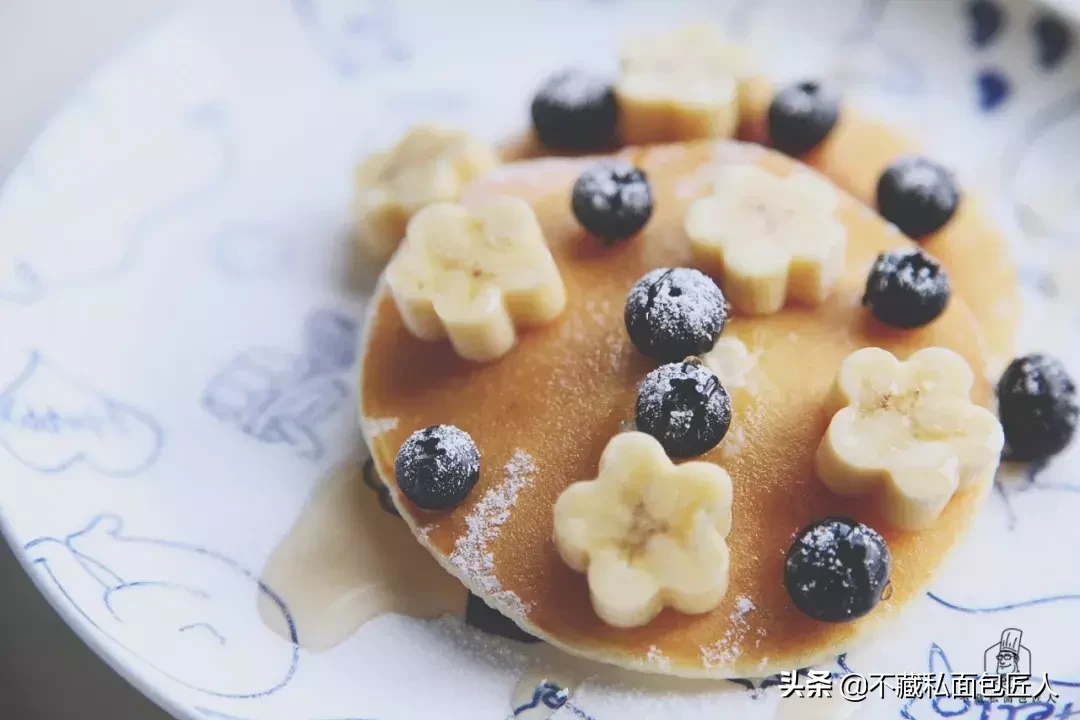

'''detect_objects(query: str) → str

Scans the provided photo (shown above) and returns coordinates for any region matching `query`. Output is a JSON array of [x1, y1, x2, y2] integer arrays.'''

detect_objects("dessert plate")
[[2, 0, 1080, 718]]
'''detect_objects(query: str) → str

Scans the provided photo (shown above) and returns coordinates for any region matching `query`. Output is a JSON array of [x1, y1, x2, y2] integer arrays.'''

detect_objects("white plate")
[[2, 0, 1080, 718]]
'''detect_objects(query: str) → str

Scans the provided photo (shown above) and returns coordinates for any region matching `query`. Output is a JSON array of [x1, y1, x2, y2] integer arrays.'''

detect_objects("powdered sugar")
[[538, 69, 612, 107], [700, 595, 756, 668], [886, 155, 958, 206], [717, 425, 746, 460], [646, 645, 671, 671], [449, 449, 538, 618], [362, 416, 399, 438]]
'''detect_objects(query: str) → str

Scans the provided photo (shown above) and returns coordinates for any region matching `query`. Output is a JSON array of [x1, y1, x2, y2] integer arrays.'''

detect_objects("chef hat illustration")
[[998, 628, 1023, 657]]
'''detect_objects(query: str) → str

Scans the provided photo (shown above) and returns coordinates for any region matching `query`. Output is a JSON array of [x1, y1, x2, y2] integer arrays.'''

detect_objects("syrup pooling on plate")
[[258, 459, 466, 651]]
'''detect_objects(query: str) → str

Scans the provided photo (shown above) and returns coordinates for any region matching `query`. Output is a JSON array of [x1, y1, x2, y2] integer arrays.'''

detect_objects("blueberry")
[[624, 268, 728, 362], [394, 425, 480, 511], [465, 593, 540, 644], [531, 69, 618, 151], [876, 156, 960, 238], [572, 160, 654, 241], [785, 517, 891, 623], [363, 457, 400, 516], [767, 81, 840, 157], [636, 359, 731, 458], [997, 354, 1079, 461], [862, 247, 951, 328]]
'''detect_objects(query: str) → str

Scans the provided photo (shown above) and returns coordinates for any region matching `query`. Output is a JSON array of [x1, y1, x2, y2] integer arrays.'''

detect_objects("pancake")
[[358, 140, 995, 678], [503, 75, 1020, 371]]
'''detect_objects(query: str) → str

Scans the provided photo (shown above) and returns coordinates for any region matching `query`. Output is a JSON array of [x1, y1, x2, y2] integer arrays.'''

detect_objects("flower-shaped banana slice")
[[385, 196, 567, 362], [815, 347, 1004, 530], [553, 431, 733, 628], [616, 25, 752, 146], [685, 164, 847, 315], [355, 125, 500, 261]]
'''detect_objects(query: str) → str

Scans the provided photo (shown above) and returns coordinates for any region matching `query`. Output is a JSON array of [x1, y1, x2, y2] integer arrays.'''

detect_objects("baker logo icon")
[[985, 628, 1031, 676]]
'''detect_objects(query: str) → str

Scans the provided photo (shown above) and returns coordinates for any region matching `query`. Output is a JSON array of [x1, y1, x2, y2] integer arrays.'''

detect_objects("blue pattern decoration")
[[927, 591, 1080, 615], [993, 460, 1080, 531], [925, 593, 1080, 688], [201, 309, 357, 461], [900, 643, 1077, 718], [513, 681, 596, 719], [969, 0, 1005, 48], [26, 514, 299, 699], [1035, 11, 1073, 71], [0, 350, 163, 477], [292, 0, 410, 78], [899, 644, 974, 719], [0, 103, 231, 306], [977, 67, 1012, 111]]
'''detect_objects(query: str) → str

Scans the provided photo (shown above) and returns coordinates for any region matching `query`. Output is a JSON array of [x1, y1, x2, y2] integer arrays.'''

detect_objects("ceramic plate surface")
[[3, 0, 1080, 718]]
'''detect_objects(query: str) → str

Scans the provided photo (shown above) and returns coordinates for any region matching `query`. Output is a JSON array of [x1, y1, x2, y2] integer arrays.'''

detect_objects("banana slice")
[[355, 125, 500, 261], [553, 431, 733, 628], [616, 25, 752, 146], [685, 165, 847, 315], [815, 347, 1004, 530], [385, 196, 566, 362]]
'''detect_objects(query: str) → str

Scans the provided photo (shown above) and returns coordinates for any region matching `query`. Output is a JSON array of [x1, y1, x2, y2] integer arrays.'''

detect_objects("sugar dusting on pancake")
[[701, 595, 758, 668], [448, 449, 538, 618]]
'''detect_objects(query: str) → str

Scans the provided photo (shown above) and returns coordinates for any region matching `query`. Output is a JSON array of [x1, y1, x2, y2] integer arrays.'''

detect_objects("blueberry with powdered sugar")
[[572, 160, 654, 241], [862, 247, 951, 328], [997, 354, 1079, 461], [395, 425, 480, 511], [767, 80, 840, 157], [531, 69, 618, 151], [624, 267, 728, 362], [636, 359, 731, 458], [876, 156, 960, 238], [785, 517, 891, 623]]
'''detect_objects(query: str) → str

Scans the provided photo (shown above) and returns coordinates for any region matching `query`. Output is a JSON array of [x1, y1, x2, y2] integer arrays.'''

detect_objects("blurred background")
[[0, 4, 174, 717]]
